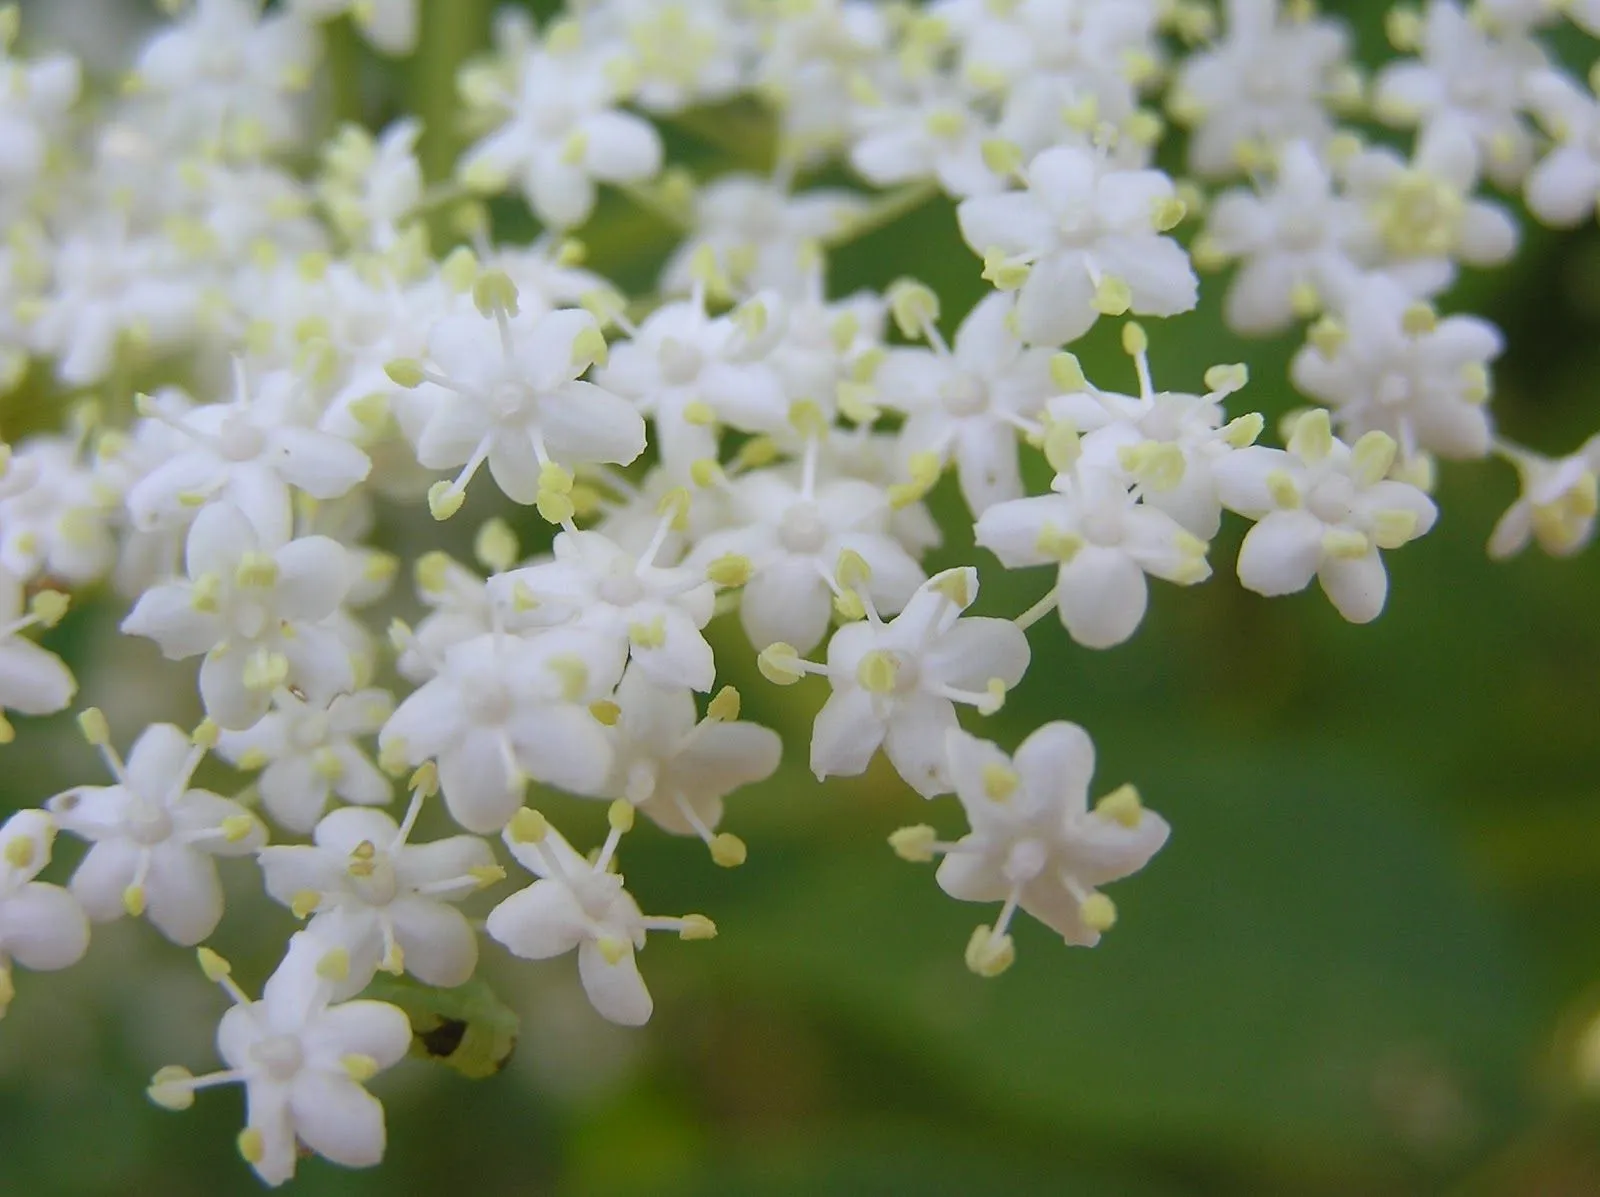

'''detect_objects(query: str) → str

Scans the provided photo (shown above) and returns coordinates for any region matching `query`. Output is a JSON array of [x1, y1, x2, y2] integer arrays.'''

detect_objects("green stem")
[[825, 180, 940, 248], [411, 0, 491, 183], [324, 17, 363, 133]]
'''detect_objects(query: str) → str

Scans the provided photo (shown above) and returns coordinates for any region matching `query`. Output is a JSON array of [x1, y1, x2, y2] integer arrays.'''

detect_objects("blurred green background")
[[5, 1, 1600, 1194]]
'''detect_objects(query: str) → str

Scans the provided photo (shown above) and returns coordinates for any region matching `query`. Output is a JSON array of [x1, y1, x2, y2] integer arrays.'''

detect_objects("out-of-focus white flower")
[[459, 35, 662, 228], [147, 934, 413, 1187], [1170, 0, 1357, 179], [0, 809, 90, 1015], [47, 715, 265, 946], [1215, 410, 1437, 622], [317, 120, 425, 250], [1291, 279, 1500, 461], [892, 722, 1168, 974], [1488, 435, 1600, 559], [260, 792, 496, 993], [1523, 65, 1600, 227], [1372, 0, 1545, 187], [956, 144, 1197, 345], [487, 806, 716, 1025], [217, 689, 393, 833], [0, 568, 75, 742], [288, 0, 418, 56], [584, 0, 750, 113], [786, 566, 1028, 798], [0, 435, 116, 585], [0, 15, 80, 193]]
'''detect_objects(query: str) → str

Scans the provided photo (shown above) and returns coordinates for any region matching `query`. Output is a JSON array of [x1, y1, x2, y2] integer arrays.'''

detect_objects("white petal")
[[577, 937, 653, 1026], [1055, 546, 1149, 649], [1317, 549, 1389, 623]]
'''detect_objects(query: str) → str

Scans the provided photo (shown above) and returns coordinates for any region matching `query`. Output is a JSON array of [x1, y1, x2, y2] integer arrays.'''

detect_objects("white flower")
[[121, 504, 355, 729], [288, 0, 418, 55], [903, 723, 1168, 972], [402, 300, 645, 517], [659, 175, 867, 298], [1340, 124, 1519, 282], [794, 567, 1029, 798], [0, 568, 75, 741], [1488, 436, 1600, 559], [874, 291, 1054, 515], [0, 435, 117, 585], [956, 144, 1197, 345], [0, 809, 90, 1016], [147, 934, 413, 1187], [1291, 280, 1500, 461], [0, 20, 80, 192], [848, 67, 1000, 198], [601, 668, 781, 845], [487, 807, 715, 1025], [588, 0, 750, 114], [216, 689, 394, 833], [490, 523, 718, 691], [459, 39, 663, 228], [47, 717, 265, 946], [596, 289, 789, 468], [1522, 66, 1600, 227], [259, 797, 496, 993], [316, 119, 426, 250], [380, 630, 620, 833], [128, 0, 317, 155], [127, 366, 372, 547], [1169, 0, 1356, 179], [686, 443, 925, 654], [1198, 139, 1365, 335], [1372, 0, 1545, 187], [1214, 410, 1438, 622], [975, 418, 1213, 649]]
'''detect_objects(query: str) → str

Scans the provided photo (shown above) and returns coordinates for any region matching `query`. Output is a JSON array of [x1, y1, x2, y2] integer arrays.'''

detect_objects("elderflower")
[[0, 809, 90, 1015]]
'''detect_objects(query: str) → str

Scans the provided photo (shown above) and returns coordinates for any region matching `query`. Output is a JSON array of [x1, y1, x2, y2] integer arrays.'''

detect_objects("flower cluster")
[[0, 0, 1597, 1185]]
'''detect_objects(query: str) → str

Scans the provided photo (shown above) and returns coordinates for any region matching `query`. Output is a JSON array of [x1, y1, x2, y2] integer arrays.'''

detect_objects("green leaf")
[[360, 974, 519, 1080]]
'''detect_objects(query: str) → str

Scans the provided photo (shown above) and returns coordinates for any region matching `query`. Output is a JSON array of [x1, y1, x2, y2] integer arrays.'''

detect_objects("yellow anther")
[[978, 677, 1007, 716], [1096, 783, 1144, 827], [147, 1065, 196, 1111], [788, 398, 829, 439], [608, 799, 635, 834], [241, 650, 289, 693], [342, 1053, 380, 1083], [3, 836, 33, 870], [1322, 528, 1370, 559], [290, 890, 321, 919], [833, 589, 867, 621], [1080, 893, 1118, 933], [409, 760, 439, 798], [559, 128, 588, 165], [509, 808, 549, 844], [469, 864, 505, 889], [710, 832, 747, 868], [1266, 469, 1301, 509], [1150, 195, 1187, 232], [980, 138, 1024, 177], [546, 654, 589, 702], [233, 746, 270, 772], [571, 324, 609, 370], [1308, 316, 1346, 358], [829, 311, 862, 352], [1203, 363, 1248, 395], [836, 381, 881, 424], [1036, 524, 1085, 562], [589, 699, 622, 727], [1050, 352, 1087, 393], [317, 947, 351, 982], [981, 249, 1031, 291], [888, 279, 940, 339], [596, 936, 629, 965], [377, 738, 410, 777], [1288, 409, 1334, 463], [698, 687, 740, 727], [414, 551, 452, 595], [965, 924, 1015, 978], [682, 400, 717, 427], [679, 914, 718, 940], [982, 763, 1019, 802], [234, 551, 278, 589], [220, 815, 256, 843], [77, 707, 111, 747], [930, 568, 973, 608], [28, 590, 69, 628], [757, 642, 805, 686], [1460, 361, 1491, 405], [439, 246, 480, 292], [537, 490, 577, 524], [690, 457, 725, 488], [1386, 5, 1422, 50], [735, 436, 779, 470], [1289, 281, 1321, 319], [538, 461, 574, 495], [197, 947, 232, 983], [856, 649, 901, 694], [473, 519, 519, 574], [580, 286, 628, 328], [1119, 440, 1186, 491], [238, 1128, 266, 1164], [1401, 302, 1437, 337], [1222, 412, 1265, 448], [1093, 276, 1132, 316], [1351, 430, 1398, 486], [1372, 508, 1420, 549], [1121, 321, 1149, 357], [732, 298, 769, 340], [472, 270, 520, 318], [427, 482, 465, 521], [889, 824, 938, 863], [835, 549, 873, 590]]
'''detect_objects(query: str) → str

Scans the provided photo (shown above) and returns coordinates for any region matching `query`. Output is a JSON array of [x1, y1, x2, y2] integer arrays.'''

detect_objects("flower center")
[[464, 679, 513, 724], [598, 572, 644, 607], [217, 414, 265, 462], [490, 380, 531, 419], [251, 1034, 305, 1082], [126, 800, 174, 846], [658, 337, 704, 386], [778, 502, 827, 554], [940, 373, 987, 417]]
